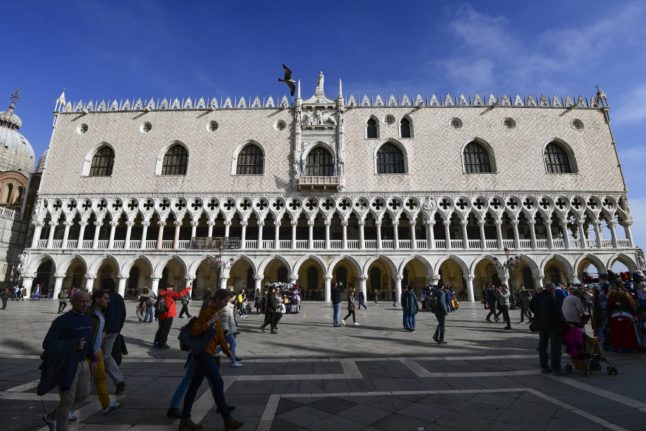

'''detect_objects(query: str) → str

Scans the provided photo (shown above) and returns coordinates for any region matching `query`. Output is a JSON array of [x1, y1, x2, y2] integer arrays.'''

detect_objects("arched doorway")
[[63, 257, 86, 292], [543, 256, 571, 285], [94, 258, 119, 291], [126, 257, 152, 299], [401, 257, 431, 298], [330, 258, 361, 291], [438, 258, 467, 300], [365, 258, 396, 302], [297, 258, 326, 300], [35, 259, 55, 298], [227, 258, 255, 294], [472, 257, 500, 301], [194, 259, 219, 300], [159, 258, 186, 291]]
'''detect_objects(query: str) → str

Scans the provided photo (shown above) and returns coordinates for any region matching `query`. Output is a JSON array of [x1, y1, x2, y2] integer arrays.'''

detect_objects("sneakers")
[[42, 414, 56, 431], [102, 400, 121, 415], [115, 381, 126, 395], [341, 320, 346, 326], [503, 326, 512, 330], [179, 418, 203, 430], [353, 322, 360, 325], [167, 407, 182, 418], [231, 361, 243, 368]]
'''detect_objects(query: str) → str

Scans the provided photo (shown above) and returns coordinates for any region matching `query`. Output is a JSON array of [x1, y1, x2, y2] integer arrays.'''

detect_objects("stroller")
[[563, 323, 618, 376]]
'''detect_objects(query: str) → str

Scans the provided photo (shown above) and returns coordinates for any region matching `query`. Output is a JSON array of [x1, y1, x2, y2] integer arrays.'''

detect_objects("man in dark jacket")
[[485, 285, 499, 322], [40, 291, 97, 431], [432, 285, 449, 344], [530, 282, 563, 375], [331, 282, 342, 326], [101, 278, 127, 394], [401, 285, 419, 331]]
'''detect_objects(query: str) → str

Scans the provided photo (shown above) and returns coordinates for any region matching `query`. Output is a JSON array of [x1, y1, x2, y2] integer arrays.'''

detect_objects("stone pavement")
[[1, 299, 646, 430]]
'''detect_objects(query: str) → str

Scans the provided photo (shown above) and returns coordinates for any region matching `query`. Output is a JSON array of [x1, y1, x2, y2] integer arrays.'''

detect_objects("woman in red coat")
[[153, 284, 191, 349]]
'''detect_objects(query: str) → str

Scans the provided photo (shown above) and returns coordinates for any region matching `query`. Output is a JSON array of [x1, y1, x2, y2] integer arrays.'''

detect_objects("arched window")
[[544, 142, 574, 173], [236, 144, 264, 175], [366, 118, 379, 139], [305, 147, 334, 176], [463, 141, 492, 173], [377, 142, 405, 174], [400, 117, 412, 138], [89, 146, 115, 177], [162, 144, 188, 175]]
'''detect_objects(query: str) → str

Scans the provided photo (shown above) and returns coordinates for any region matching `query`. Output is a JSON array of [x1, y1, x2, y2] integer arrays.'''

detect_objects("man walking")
[[518, 286, 533, 324], [431, 284, 449, 344], [401, 285, 419, 331], [485, 285, 499, 322], [101, 279, 127, 394], [39, 291, 97, 431], [331, 282, 342, 327], [178, 291, 192, 319], [357, 288, 367, 310], [1, 287, 9, 310], [530, 282, 564, 376], [154, 284, 192, 349], [497, 285, 512, 330]]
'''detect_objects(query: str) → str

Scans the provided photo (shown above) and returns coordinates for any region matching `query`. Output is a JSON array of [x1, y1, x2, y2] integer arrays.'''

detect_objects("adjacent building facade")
[[19, 73, 641, 302]]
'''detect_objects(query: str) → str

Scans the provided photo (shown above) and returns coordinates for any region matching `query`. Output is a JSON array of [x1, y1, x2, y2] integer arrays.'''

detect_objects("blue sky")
[[1, 0, 645, 247]]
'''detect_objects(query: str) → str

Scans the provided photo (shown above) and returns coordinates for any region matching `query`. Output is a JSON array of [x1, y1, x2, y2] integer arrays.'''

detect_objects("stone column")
[[173, 221, 181, 250], [150, 277, 160, 295], [185, 276, 194, 298], [528, 220, 537, 249], [342, 220, 348, 249], [274, 221, 281, 249], [108, 221, 118, 249], [466, 275, 475, 303], [61, 221, 72, 249], [444, 219, 451, 249], [608, 220, 618, 248], [393, 222, 400, 249], [461, 219, 469, 249], [224, 220, 231, 238], [623, 222, 634, 248], [478, 219, 486, 249], [376, 221, 382, 250], [358, 220, 365, 249], [254, 275, 263, 295], [92, 221, 101, 249], [77, 221, 87, 249], [46, 221, 56, 249], [117, 275, 128, 297], [291, 220, 297, 249], [219, 277, 228, 290], [545, 220, 554, 249], [21, 276, 34, 298], [190, 220, 198, 240], [578, 223, 587, 249], [85, 275, 95, 291], [426, 219, 435, 249], [240, 221, 247, 249], [495, 220, 503, 249], [31, 222, 43, 248], [324, 220, 331, 249], [324, 275, 332, 303], [257, 221, 264, 249], [534, 274, 544, 289], [52, 273, 65, 300], [395, 275, 402, 304], [408, 221, 416, 249], [511, 220, 520, 249], [308, 220, 314, 249], [561, 219, 570, 249], [207, 220, 215, 238], [124, 221, 134, 249], [593, 221, 602, 248], [156, 221, 165, 250], [359, 275, 367, 302], [140, 221, 149, 249]]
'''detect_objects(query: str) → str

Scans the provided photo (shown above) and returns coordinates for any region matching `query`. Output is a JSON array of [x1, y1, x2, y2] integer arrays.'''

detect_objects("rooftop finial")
[[338, 78, 343, 99], [8, 88, 21, 110], [595, 84, 608, 107]]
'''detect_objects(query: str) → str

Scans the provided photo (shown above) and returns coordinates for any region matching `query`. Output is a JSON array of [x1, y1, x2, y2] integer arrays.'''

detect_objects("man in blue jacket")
[[101, 278, 127, 394], [40, 291, 96, 431]]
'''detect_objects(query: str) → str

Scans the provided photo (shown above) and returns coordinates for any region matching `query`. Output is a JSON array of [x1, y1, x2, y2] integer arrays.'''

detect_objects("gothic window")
[[463, 141, 493, 174], [400, 117, 412, 138], [236, 144, 264, 175], [162, 144, 188, 175], [366, 117, 379, 139], [544, 141, 574, 173], [377, 142, 405, 174], [305, 147, 334, 176], [89, 145, 115, 177]]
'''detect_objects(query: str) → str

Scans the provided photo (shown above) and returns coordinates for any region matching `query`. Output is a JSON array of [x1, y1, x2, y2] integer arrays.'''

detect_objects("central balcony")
[[298, 175, 340, 190]]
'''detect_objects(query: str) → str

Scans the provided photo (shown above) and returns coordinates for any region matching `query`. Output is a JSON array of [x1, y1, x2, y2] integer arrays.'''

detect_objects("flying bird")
[[278, 64, 296, 96]]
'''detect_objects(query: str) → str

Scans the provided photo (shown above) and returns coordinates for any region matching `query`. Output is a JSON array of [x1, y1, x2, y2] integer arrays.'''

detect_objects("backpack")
[[429, 291, 441, 312], [154, 296, 168, 317], [178, 317, 216, 353]]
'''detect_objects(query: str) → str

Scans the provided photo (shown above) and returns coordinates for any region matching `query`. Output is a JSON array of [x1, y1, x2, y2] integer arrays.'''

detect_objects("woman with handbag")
[[342, 287, 359, 325]]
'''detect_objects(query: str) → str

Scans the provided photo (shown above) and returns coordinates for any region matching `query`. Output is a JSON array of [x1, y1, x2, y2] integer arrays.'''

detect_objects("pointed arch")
[[257, 254, 292, 279], [607, 253, 638, 273], [121, 254, 154, 276], [293, 254, 328, 277], [462, 138, 495, 174], [366, 116, 379, 139], [327, 255, 362, 278], [58, 254, 88, 275], [435, 254, 469, 275], [362, 255, 397, 278], [400, 116, 413, 138], [544, 139, 577, 174], [26, 253, 57, 274], [153, 255, 189, 278], [88, 254, 120, 276], [156, 142, 189, 176], [469, 254, 502, 278], [398, 254, 434, 278], [233, 141, 265, 175], [83, 142, 115, 177], [375, 141, 407, 174], [574, 253, 607, 279], [540, 254, 574, 278], [304, 145, 335, 176]]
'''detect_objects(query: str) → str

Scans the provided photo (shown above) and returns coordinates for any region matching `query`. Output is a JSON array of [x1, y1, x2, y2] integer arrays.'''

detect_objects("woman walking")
[[342, 287, 359, 325], [57, 288, 69, 314]]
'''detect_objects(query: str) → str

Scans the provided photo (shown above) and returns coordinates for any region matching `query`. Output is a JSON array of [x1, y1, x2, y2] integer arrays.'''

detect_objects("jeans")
[[154, 317, 173, 347], [434, 312, 446, 340], [102, 333, 124, 385], [170, 354, 197, 409], [520, 306, 532, 323], [48, 361, 90, 431], [145, 305, 154, 322], [332, 303, 341, 326], [179, 303, 191, 318], [357, 301, 367, 310], [182, 351, 229, 420], [538, 329, 562, 371], [403, 312, 416, 330], [486, 302, 499, 320], [343, 309, 356, 323], [58, 301, 67, 313], [225, 333, 237, 363], [499, 305, 511, 328]]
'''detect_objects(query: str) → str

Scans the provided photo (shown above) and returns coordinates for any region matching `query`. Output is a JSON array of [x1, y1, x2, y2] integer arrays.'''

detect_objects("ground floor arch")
[[35, 259, 55, 298], [575, 254, 606, 283], [437, 257, 468, 301], [365, 257, 397, 303], [159, 258, 187, 291], [261, 256, 292, 285], [93, 257, 119, 291], [542, 255, 573, 285], [471, 256, 501, 301], [607, 253, 638, 274], [297, 258, 326, 300], [227, 257, 255, 295], [193, 259, 219, 299], [63, 257, 87, 292], [125, 257, 153, 299], [401, 256, 432, 299]]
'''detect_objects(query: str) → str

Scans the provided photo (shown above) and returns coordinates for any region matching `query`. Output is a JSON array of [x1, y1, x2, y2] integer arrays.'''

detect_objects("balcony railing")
[[485, 239, 498, 249], [298, 175, 340, 189]]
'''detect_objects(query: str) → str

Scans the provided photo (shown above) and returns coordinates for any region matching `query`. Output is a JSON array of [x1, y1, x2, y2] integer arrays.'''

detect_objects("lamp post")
[[207, 238, 236, 290], [494, 247, 520, 305]]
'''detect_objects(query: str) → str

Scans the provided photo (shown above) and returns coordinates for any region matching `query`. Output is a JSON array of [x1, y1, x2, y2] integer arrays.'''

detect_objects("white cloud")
[[627, 196, 646, 248], [613, 84, 646, 125]]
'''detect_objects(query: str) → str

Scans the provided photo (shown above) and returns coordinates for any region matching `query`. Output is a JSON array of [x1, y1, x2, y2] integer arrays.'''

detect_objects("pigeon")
[[278, 64, 296, 96]]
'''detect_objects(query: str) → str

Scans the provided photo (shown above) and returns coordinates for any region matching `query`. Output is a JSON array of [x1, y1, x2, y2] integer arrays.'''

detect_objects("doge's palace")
[[19, 72, 641, 302]]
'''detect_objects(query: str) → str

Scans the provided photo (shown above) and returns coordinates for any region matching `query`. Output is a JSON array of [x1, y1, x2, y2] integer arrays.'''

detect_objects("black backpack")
[[154, 296, 168, 317]]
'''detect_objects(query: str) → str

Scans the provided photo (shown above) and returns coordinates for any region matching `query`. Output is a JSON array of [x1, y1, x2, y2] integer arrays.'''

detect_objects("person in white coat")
[[222, 292, 243, 368]]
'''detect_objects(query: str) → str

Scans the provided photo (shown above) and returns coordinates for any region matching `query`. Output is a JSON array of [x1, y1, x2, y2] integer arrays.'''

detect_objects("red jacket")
[[159, 287, 191, 320]]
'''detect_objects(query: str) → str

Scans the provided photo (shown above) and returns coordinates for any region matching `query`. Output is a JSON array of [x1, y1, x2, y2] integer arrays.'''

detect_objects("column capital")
[[443, 220, 451, 226], [85, 275, 95, 281], [185, 275, 194, 281], [392, 221, 399, 227], [118, 275, 129, 280], [544, 219, 552, 226], [224, 220, 232, 226], [207, 220, 216, 226], [274, 220, 282, 227], [142, 220, 150, 227], [423, 219, 434, 226], [409, 220, 416, 226], [324, 220, 331, 226], [467, 274, 475, 281], [174, 221, 182, 226], [359, 275, 367, 280], [494, 220, 503, 226], [125, 220, 135, 227], [94, 221, 102, 227], [190, 221, 199, 227], [254, 275, 263, 281], [395, 275, 403, 281], [291, 220, 298, 226], [49, 221, 58, 227], [258, 221, 265, 227], [63, 220, 74, 227], [358, 220, 365, 226], [110, 220, 119, 227], [527, 219, 535, 225], [341, 220, 348, 227], [307, 220, 315, 226], [79, 220, 88, 227], [459, 219, 467, 226], [511, 220, 519, 226], [54, 273, 66, 279], [33, 220, 44, 227], [240, 220, 248, 226], [158, 221, 166, 227], [375, 221, 382, 227], [323, 275, 332, 280], [477, 219, 486, 226], [606, 220, 615, 227]]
